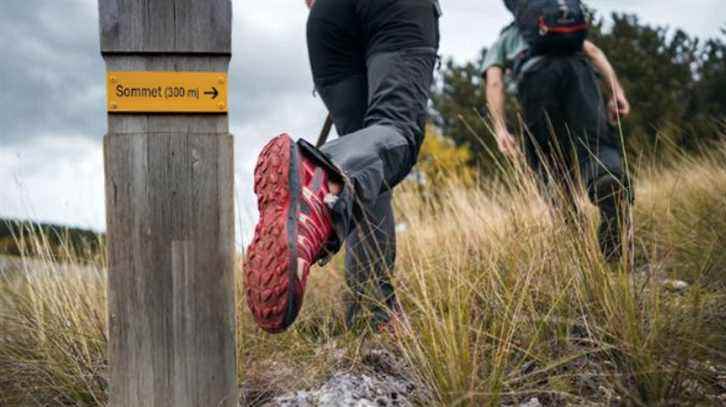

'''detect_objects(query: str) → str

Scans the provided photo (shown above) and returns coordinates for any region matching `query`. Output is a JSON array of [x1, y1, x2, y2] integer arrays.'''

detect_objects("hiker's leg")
[[519, 62, 558, 182], [312, 64, 399, 329], [342, 192, 397, 328], [318, 50, 438, 202], [311, 63, 368, 136], [313, 74, 389, 329], [315, 49, 436, 327], [246, 0, 436, 332], [308, 0, 438, 327], [586, 144, 634, 263], [307, 0, 364, 96], [518, 60, 581, 216], [304, 0, 440, 243], [339, 1, 438, 328], [589, 173, 633, 262], [565, 57, 634, 262]]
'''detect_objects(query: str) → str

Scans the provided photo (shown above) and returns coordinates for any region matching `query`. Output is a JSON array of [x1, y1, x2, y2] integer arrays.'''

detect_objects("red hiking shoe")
[[244, 134, 335, 333]]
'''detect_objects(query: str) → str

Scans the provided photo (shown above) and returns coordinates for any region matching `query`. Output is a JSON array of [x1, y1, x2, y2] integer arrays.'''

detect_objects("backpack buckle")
[[538, 16, 549, 35]]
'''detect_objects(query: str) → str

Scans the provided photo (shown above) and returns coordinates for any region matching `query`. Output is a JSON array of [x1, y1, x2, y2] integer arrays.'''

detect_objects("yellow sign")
[[107, 71, 228, 113]]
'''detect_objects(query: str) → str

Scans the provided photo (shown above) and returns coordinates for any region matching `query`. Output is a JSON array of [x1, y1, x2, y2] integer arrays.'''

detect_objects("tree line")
[[0, 219, 102, 261]]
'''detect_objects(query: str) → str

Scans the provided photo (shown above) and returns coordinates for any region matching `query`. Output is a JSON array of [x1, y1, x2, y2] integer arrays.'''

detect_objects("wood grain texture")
[[105, 132, 236, 407], [100, 0, 232, 54], [100, 1, 237, 406], [104, 133, 237, 406]]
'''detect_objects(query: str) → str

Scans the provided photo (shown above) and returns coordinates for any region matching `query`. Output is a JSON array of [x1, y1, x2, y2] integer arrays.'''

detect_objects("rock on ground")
[[263, 372, 414, 407], [517, 398, 542, 407]]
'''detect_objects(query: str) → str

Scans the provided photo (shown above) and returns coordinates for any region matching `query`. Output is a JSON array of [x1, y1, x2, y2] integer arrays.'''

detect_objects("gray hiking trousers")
[[305, 0, 440, 327]]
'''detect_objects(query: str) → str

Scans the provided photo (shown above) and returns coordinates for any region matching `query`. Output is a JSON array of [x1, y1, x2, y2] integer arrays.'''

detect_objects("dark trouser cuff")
[[324, 188, 354, 255], [589, 174, 634, 262], [297, 138, 345, 184]]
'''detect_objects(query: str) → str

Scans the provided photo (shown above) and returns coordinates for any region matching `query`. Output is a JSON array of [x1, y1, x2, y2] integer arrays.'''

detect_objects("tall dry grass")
[[0, 225, 107, 405], [1, 143, 725, 405], [389, 142, 726, 405]]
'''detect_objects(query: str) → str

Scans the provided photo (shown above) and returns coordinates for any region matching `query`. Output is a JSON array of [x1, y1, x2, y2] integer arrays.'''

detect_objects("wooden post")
[[99, 1, 237, 406]]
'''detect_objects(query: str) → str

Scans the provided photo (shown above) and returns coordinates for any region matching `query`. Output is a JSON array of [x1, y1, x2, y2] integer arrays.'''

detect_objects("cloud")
[[0, 1, 105, 147], [591, 0, 723, 38], [0, 135, 105, 231]]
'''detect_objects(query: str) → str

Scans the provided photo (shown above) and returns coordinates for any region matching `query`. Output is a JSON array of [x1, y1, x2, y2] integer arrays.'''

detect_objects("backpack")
[[513, 0, 589, 56]]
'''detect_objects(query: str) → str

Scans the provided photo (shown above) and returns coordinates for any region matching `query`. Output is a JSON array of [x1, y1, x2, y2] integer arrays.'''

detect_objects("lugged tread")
[[244, 134, 296, 333]]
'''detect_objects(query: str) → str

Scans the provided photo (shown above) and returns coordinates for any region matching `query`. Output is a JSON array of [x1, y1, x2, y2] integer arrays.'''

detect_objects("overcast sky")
[[0, 0, 723, 245]]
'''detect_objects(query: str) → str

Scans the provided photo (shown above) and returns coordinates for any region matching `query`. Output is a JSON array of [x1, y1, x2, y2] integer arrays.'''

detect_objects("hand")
[[496, 128, 519, 158], [608, 90, 631, 124], [305, 0, 315, 9]]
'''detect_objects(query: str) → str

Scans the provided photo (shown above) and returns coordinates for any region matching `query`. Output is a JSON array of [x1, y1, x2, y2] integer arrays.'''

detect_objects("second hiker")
[[483, 0, 635, 263]]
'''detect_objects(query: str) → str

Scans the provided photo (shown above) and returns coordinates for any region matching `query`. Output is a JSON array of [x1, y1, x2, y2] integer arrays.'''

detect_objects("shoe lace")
[[296, 161, 333, 264]]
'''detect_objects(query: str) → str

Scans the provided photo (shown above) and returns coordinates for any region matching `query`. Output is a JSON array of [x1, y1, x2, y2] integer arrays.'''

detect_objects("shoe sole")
[[244, 134, 303, 333]]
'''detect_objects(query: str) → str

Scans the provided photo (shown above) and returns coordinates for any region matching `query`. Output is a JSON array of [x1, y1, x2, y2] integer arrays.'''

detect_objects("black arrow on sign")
[[204, 87, 219, 99]]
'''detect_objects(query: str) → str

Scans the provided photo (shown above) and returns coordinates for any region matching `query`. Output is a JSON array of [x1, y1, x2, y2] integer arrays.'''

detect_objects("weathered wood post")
[[99, 1, 237, 406]]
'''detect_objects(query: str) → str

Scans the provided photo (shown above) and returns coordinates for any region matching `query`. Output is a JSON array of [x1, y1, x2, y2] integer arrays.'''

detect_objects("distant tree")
[[0, 219, 103, 262], [431, 50, 490, 172], [431, 48, 521, 174], [416, 123, 475, 187], [688, 29, 726, 143], [588, 14, 702, 154]]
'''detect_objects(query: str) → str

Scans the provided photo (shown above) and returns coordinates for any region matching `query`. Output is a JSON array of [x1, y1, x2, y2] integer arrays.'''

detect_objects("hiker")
[[244, 0, 441, 333], [483, 0, 634, 262]]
